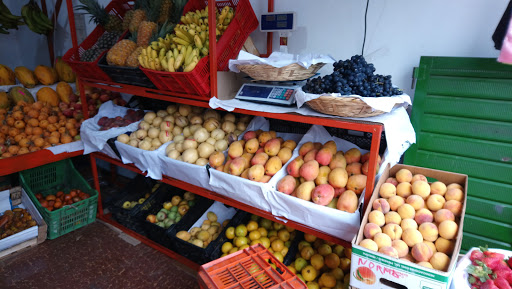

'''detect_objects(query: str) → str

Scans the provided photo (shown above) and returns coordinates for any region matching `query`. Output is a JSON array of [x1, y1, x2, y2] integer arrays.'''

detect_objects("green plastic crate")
[[19, 159, 98, 239]]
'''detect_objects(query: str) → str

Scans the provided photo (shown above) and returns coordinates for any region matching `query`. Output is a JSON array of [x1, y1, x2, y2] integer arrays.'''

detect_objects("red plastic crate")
[[140, 0, 259, 99], [63, 0, 132, 82], [198, 244, 307, 289]]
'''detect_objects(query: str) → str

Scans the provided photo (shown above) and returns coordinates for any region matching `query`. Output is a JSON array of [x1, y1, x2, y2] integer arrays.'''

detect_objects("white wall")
[[1, 0, 507, 96]]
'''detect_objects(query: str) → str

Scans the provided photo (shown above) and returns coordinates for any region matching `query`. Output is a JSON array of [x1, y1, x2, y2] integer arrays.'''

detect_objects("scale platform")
[[235, 83, 299, 106]]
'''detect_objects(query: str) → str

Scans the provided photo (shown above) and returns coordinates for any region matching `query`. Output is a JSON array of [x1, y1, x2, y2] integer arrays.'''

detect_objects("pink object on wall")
[[498, 19, 512, 64]]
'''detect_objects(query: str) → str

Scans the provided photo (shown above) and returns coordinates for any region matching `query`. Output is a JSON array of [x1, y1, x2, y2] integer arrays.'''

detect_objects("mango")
[[245, 138, 259, 153], [264, 138, 281, 156], [296, 181, 316, 201], [311, 184, 335, 206], [228, 141, 244, 159], [264, 156, 282, 176], [337, 190, 358, 213], [281, 139, 297, 151], [277, 147, 292, 164], [329, 152, 347, 170], [328, 168, 348, 189], [315, 166, 331, 185], [251, 152, 269, 166], [299, 160, 320, 181], [346, 162, 362, 176], [346, 174, 367, 194], [277, 175, 297, 195], [344, 148, 361, 164], [303, 149, 318, 162], [258, 131, 273, 147], [299, 142, 315, 157], [248, 165, 265, 182], [228, 157, 246, 176]]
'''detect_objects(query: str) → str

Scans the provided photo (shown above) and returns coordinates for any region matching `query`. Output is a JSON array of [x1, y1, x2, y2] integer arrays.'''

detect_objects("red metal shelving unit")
[[0, 148, 84, 176]]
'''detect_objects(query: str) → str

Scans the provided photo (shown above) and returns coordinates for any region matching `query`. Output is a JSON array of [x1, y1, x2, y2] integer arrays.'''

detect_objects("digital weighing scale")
[[235, 83, 299, 106]]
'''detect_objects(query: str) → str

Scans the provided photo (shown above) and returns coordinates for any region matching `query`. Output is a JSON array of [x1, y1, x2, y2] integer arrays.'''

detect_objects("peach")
[[379, 246, 399, 258], [397, 204, 416, 220], [286, 156, 304, 177], [400, 219, 418, 231], [412, 181, 431, 199], [337, 190, 358, 213], [296, 181, 316, 201], [328, 168, 348, 189], [304, 149, 318, 162], [368, 210, 385, 227], [265, 156, 282, 176], [334, 187, 346, 198], [435, 238, 455, 255], [424, 241, 437, 255], [382, 224, 403, 240], [415, 208, 434, 225], [299, 142, 314, 157], [402, 228, 424, 247], [316, 148, 333, 166], [299, 160, 320, 181], [360, 239, 379, 252], [228, 141, 244, 159], [347, 174, 367, 195], [258, 131, 273, 147], [430, 181, 447, 196], [396, 182, 412, 198], [281, 140, 297, 151], [315, 166, 331, 186], [434, 209, 455, 224], [443, 200, 462, 216], [373, 232, 392, 249], [418, 262, 434, 269], [395, 169, 413, 183], [277, 147, 293, 164], [385, 177, 399, 187], [418, 222, 439, 242], [406, 195, 425, 210], [388, 196, 405, 211], [312, 184, 335, 206], [243, 131, 257, 141], [344, 148, 361, 164], [445, 188, 463, 202], [438, 220, 458, 240], [372, 198, 390, 214], [228, 157, 246, 176], [446, 183, 463, 191], [248, 164, 265, 181], [251, 152, 269, 166], [411, 243, 433, 262], [392, 240, 409, 258], [426, 194, 446, 212], [379, 183, 397, 199], [277, 175, 297, 195], [429, 252, 451, 271], [264, 138, 281, 156], [346, 163, 362, 176], [411, 174, 428, 184], [364, 223, 382, 239], [329, 152, 347, 170], [245, 138, 259, 153], [385, 211, 402, 225]]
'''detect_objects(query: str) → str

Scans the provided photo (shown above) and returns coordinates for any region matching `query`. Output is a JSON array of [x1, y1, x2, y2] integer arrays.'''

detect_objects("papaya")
[[55, 57, 76, 83], [0, 91, 10, 109], [34, 65, 58, 85], [0, 64, 16, 85], [8, 86, 35, 104], [36, 87, 59, 106], [56, 81, 72, 103], [14, 67, 38, 88]]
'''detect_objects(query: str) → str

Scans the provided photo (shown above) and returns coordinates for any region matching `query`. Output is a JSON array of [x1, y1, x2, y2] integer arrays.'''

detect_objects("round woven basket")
[[237, 63, 325, 81], [306, 95, 386, 118]]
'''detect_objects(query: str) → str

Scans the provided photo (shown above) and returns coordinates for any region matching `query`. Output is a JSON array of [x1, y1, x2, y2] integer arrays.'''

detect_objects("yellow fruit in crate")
[[56, 81, 73, 103], [225, 227, 235, 239], [246, 220, 258, 232], [260, 237, 270, 249], [278, 229, 290, 242], [235, 224, 247, 237], [281, 247, 288, 257], [271, 239, 284, 252], [239, 244, 249, 251], [248, 230, 261, 241], [0, 64, 15, 85], [14, 66, 37, 88], [36, 87, 59, 106], [274, 252, 284, 263], [250, 239, 263, 246], [221, 242, 233, 254], [234, 236, 248, 247], [228, 247, 238, 254], [302, 265, 318, 282], [258, 227, 268, 237]]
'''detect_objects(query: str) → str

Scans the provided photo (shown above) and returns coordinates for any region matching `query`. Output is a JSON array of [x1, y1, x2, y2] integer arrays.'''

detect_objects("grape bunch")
[[302, 55, 403, 97]]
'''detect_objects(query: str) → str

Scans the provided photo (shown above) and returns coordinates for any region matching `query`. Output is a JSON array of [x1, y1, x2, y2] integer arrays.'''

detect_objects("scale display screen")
[[235, 83, 297, 106], [260, 12, 295, 32]]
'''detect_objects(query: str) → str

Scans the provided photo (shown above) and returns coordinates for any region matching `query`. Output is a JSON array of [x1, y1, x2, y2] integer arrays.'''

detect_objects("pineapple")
[[157, 0, 173, 24], [129, 9, 146, 33], [126, 47, 144, 67], [107, 39, 137, 66], [76, 0, 123, 32], [122, 10, 135, 31], [136, 0, 162, 47]]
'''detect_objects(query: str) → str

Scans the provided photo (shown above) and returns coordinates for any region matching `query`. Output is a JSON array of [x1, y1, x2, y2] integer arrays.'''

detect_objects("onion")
[[236, 122, 247, 131], [183, 139, 198, 150], [148, 127, 160, 139], [173, 135, 185, 143], [175, 116, 189, 127], [139, 121, 150, 131], [117, 134, 130, 144], [135, 129, 147, 140], [182, 148, 199, 164], [128, 139, 139, 147], [205, 137, 216, 145], [203, 118, 220, 132], [195, 158, 208, 166], [143, 137, 152, 143], [223, 113, 236, 123], [179, 104, 192, 116], [166, 142, 176, 154], [190, 115, 203, 125], [163, 115, 175, 123], [130, 132, 137, 139], [152, 116, 163, 127], [166, 105, 177, 115], [176, 156, 183, 161], [151, 138, 162, 148], [204, 109, 220, 120], [160, 121, 174, 131], [214, 139, 228, 152], [157, 110, 168, 117], [138, 140, 151, 150], [175, 142, 184, 153], [159, 131, 173, 143], [183, 127, 192, 138], [198, 142, 215, 158], [143, 112, 156, 124], [167, 150, 180, 159], [194, 128, 209, 143], [221, 121, 236, 134], [172, 126, 183, 136], [211, 128, 225, 140], [189, 124, 202, 134]]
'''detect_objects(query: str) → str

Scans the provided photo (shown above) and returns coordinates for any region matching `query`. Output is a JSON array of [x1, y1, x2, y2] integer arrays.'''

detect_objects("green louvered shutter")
[[404, 57, 512, 252]]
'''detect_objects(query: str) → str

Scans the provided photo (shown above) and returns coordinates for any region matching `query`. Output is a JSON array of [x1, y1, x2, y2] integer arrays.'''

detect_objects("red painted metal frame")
[[0, 148, 84, 176], [260, 0, 274, 58]]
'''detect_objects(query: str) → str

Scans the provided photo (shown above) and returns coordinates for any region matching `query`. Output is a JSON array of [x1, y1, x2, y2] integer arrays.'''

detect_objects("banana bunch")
[[21, 0, 53, 35], [140, 6, 234, 73], [0, 0, 24, 34]]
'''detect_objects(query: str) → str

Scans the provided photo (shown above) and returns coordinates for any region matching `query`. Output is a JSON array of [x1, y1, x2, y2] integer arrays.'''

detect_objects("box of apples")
[[351, 164, 468, 289]]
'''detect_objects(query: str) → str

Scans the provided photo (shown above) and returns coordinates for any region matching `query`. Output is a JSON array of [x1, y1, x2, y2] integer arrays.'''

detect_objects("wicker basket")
[[306, 95, 386, 118], [237, 63, 325, 81]]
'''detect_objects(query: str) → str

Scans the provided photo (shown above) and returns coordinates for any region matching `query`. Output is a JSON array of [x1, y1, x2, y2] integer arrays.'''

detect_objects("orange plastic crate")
[[198, 244, 306, 289]]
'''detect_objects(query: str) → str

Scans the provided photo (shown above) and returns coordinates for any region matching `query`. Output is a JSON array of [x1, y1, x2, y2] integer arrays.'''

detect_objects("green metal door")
[[405, 57, 512, 251]]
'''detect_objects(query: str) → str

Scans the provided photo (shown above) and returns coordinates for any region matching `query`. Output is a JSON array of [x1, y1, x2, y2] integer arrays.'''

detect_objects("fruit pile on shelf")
[[0, 208, 37, 240]]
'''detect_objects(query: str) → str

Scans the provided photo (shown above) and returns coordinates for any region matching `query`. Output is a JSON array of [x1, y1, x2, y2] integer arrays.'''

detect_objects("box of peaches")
[[350, 164, 467, 289]]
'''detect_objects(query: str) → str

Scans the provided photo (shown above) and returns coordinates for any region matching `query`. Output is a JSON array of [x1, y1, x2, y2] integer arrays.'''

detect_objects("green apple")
[[156, 211, 167, 221]]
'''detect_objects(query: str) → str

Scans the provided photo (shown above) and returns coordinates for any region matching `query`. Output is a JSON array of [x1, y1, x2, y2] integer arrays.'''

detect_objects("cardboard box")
[[351, 164, 468, 289]]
